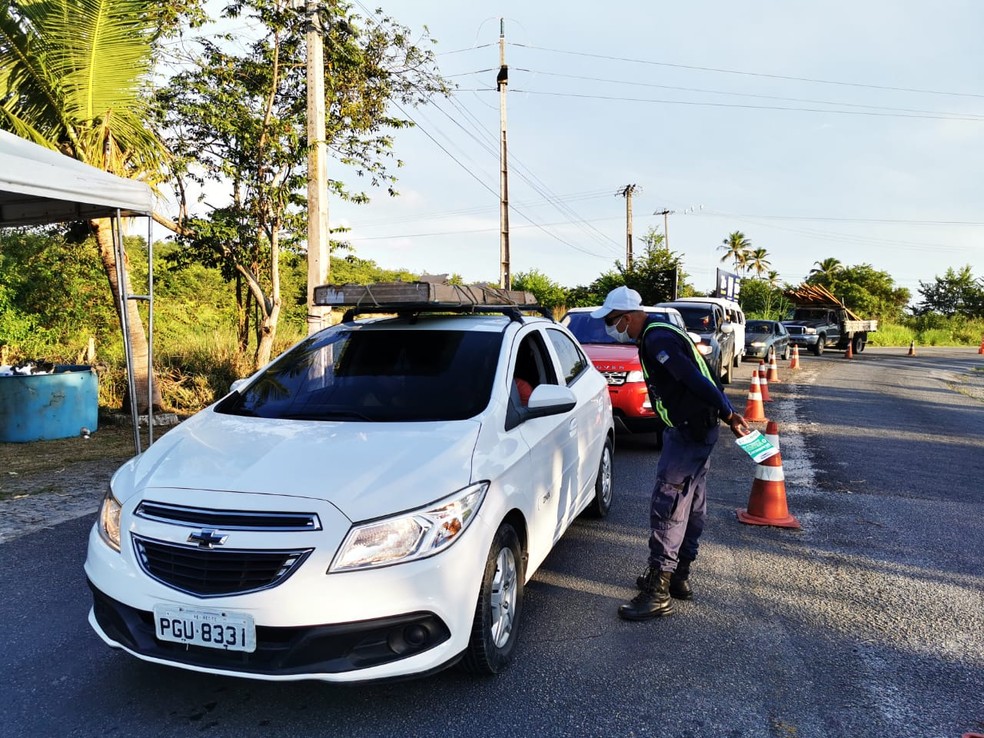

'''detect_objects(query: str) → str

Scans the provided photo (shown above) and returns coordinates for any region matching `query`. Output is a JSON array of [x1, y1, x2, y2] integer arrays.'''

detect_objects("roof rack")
[[313, 281, 552, 322]]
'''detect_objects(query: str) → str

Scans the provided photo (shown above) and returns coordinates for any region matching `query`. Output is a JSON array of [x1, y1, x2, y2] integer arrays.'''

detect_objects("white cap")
[[590, 286, 643, 319]]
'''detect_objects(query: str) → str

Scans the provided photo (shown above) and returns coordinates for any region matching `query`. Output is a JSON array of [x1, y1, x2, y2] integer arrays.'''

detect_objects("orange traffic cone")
[[765, 419, 780, 452], [907, 340, 916, 357], [789, 345, 801, 370], [743, 369, 767, 422], [758, 361, 772, 402], [766, 348, 780, 383], [845, 340, 854, 359], [737, 424, 800, 529]]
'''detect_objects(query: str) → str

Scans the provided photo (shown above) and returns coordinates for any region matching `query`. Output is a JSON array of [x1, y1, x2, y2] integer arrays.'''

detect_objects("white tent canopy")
[[0, 129, 153, 226], [0, 129, 156, 451]]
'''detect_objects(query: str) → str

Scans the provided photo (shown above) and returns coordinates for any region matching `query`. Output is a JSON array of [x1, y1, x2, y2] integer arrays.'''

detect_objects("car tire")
[[721, 355, 733, 384], [852, 334, 866, 353], [782, 345, 790, 361], [812, 338, 824, 356], [462, 523, 524, 675], [586, 436, 614, 517]]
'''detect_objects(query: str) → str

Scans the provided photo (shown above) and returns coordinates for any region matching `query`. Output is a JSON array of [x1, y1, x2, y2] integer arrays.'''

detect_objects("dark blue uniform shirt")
[[638, 320, 735, 434]]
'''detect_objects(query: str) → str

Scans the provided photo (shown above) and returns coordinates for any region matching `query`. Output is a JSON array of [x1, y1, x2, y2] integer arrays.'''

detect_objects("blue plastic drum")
[[0, 365, 99, 442]]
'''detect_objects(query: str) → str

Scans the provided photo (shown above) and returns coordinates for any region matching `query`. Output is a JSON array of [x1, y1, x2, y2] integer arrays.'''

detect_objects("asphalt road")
[[1, 347, 982, 738]]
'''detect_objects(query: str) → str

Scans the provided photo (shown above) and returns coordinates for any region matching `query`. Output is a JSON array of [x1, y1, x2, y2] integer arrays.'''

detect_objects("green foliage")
[[867, 322, 913, 347], [512, 270, 567, 311], [718, 231, 752, 274], [739, 279, 792, 320], [567, 228, 694, 308], [0, 0, 170, 177], [915, 265, 984, 318], [804, 262, 910, 321], [0, 230, 118, 360]]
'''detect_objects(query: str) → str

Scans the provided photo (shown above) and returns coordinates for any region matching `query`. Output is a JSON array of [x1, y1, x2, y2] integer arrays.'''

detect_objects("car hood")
[[783, 319, 824, 328], [118, 410, 480, 522], [580, 342, 641, 370]]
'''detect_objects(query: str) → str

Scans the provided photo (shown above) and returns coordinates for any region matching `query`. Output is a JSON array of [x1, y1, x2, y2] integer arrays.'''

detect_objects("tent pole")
[[112, 213, 141, 454], [146, 217, 154, 446]]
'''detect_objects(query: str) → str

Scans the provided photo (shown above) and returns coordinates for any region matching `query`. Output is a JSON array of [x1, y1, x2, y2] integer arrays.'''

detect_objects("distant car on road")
[[656, 300, 735, 384], [745, 319, 791, 360]]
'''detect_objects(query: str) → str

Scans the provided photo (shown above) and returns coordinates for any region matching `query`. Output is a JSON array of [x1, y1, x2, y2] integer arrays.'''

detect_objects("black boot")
[[637, 561, 694, 600], [619, 569, 674, 621], [669, 559, 693, 601]]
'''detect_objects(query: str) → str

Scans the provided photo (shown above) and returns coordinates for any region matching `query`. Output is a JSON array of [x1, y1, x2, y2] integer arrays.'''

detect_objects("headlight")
[[329, 482, 488, 572], [626, 370, 645, 383], [696, 343, 713, 356], [804, 327, 817, 334], [751, 341, 766, 347], [99, 489, 122, 552]]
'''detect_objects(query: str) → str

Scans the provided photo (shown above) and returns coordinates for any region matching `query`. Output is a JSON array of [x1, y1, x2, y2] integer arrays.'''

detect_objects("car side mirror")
[[229, 378, 248, 393], [524, 384, 577, 418], [720, 322, 735, 334]]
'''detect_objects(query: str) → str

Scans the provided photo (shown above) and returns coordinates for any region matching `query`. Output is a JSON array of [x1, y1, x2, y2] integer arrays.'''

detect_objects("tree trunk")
[[93, 218, 162, 412]]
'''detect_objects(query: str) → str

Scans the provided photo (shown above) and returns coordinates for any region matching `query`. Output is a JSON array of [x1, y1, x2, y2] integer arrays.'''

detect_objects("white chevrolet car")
[[85, 303, 615, 683]]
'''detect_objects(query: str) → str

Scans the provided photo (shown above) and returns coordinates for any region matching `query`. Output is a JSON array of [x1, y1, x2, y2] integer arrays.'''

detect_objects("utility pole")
[[497, 19, 511, 289], [305, 0, 329, 335], [654, 208, 673, 251], [619, 184, 637, 269]]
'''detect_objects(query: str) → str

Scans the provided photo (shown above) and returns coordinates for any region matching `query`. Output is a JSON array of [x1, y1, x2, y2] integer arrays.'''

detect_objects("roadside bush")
[[867, 322, 913, 347]]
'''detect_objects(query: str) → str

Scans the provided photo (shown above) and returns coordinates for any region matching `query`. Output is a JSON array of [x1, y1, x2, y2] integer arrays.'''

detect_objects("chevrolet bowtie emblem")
[[188, 529, 228, 549]]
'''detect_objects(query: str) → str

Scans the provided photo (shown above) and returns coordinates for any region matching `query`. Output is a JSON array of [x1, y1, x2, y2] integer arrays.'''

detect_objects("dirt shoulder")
[[0, 422, 166, 543]]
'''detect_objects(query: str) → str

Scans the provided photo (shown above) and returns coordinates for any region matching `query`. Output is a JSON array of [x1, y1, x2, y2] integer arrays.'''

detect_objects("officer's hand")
[[727, 412, 751, 438]]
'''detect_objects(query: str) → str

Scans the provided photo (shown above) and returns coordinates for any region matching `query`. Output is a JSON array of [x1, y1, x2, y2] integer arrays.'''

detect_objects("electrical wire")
[[511, 43, 984, 100]]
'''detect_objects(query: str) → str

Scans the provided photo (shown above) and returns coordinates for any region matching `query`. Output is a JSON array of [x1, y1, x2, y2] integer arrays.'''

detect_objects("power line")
[[512, 43, 984, 99], [511, 68, 984, 120], [508, 89, 984, 122]]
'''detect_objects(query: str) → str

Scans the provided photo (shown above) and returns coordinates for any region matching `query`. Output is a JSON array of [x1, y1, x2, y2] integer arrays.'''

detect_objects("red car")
[[562, 306, 701, 447]]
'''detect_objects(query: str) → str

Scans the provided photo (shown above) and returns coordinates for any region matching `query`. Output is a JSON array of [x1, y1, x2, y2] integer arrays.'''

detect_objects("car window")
[[546, 328, 589, 386], [215, 326, 503, 422], [673, 306, 715, 332], [747, 321, 773, 334]]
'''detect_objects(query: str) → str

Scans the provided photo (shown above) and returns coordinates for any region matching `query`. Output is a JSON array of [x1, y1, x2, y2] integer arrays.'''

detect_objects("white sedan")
[[85, 307, 615, 683]]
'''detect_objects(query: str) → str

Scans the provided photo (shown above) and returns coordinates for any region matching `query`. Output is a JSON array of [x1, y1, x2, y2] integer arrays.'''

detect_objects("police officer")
[[590, 287, 750, 621]]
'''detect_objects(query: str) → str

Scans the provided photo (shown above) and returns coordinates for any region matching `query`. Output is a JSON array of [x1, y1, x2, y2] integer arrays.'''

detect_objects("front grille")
[[135, 501, 321, 532], [785, 326, 804, 335], [133, 535, 312, 597], [602, 371, 627, 386]]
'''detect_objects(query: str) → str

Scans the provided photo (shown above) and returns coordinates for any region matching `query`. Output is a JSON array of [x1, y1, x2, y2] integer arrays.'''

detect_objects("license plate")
[[153, 605, 256, 653]]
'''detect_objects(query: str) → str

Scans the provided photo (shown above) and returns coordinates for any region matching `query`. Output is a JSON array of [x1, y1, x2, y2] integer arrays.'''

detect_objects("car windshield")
[[564, 310, 676, 344], [216, 325, 503, 422], [671, 306, 715, 333], [747, 321, 773, 334]]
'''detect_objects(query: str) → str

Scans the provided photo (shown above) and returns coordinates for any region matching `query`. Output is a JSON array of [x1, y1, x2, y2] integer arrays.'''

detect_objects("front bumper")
[[88, 582, 453, 679], [787, 335, 818, 347], [84, 495, 494, 683]]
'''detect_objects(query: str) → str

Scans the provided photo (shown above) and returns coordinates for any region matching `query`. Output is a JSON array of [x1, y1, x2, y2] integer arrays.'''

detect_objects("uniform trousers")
[[648, 424, 719, 572]]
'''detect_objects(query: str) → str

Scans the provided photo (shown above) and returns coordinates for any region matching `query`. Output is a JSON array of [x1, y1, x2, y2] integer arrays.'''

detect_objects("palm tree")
[[718, 231, 752, 275], [765, 270, 782, 289], [747, 247, 771, 278], [1, 0, 167, 410], [809, 258, 843, 279]]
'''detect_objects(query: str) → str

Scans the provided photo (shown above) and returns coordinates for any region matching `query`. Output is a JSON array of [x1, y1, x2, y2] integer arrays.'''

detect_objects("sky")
[[321, 0, 984, 301]]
